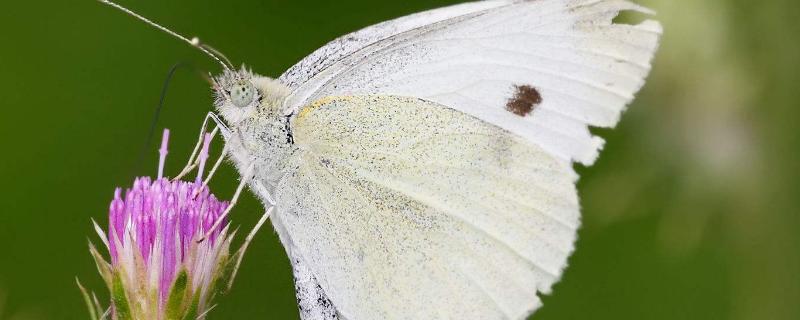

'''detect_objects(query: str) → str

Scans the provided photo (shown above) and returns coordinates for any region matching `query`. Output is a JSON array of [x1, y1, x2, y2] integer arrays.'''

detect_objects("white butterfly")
[[102, 0, 661, 319]]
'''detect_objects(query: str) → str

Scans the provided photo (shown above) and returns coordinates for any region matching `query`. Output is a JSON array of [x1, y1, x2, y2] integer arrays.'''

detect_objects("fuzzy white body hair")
[[221, 75, 297, 187]]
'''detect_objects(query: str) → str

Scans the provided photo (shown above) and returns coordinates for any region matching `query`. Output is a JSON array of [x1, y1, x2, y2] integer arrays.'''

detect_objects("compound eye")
[[230, 81, 256, 108]]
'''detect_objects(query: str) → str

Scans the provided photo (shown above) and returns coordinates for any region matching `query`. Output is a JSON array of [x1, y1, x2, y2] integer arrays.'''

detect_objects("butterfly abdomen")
[[292, 252, 340, 320]]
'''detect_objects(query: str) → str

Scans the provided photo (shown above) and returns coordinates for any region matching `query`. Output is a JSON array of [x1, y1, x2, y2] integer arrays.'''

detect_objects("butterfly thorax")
[[214, 70, 298, 186]]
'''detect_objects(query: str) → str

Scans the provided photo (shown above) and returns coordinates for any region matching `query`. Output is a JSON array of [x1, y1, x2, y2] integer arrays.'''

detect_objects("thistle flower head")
[[85, 129, 250, 320]]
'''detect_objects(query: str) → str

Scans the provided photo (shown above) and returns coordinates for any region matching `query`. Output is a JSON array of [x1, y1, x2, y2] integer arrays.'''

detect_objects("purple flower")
[[84, 129, 253, 320]]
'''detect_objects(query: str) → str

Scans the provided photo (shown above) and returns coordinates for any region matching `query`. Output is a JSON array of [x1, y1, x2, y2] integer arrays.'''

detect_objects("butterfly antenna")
[[198, 42, 235, 70], [97, 0, 234, 72]]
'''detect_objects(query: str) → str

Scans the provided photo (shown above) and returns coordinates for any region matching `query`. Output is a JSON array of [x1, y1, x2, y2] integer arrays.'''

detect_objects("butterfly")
[[101, 0, 661, 319]]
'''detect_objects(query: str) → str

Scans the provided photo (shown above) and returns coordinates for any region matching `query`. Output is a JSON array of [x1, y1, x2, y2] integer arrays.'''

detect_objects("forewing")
[[275, 96, 580, 319], [281, 0, 662, 165], [278, 0, 515, 89]]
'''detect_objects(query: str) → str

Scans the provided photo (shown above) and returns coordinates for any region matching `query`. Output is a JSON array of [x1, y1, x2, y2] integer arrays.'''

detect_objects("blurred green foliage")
[[0, 0, 797, 319]]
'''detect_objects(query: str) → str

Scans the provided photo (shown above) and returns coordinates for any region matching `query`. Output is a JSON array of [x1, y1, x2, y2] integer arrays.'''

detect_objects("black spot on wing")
[[505, 85, 542, 117]]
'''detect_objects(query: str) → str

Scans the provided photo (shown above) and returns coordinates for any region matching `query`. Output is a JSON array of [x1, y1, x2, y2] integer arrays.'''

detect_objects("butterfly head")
[[213, 67, 291, 125], [213, 68, 262, 124]]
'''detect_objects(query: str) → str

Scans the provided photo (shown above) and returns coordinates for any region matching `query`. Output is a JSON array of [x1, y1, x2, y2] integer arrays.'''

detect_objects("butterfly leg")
[[199, 142, 229, 186], [174, 112, 234, 181], [203, 113, 280, 206], [199, 160, 256, 242], [174, 112, 218, 180], [187, 139, 230, 199], [225, 205, 273, 289], [198, 113, 236, 189]]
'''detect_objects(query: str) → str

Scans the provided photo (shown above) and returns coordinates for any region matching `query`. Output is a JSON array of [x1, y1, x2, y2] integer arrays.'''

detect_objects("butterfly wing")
[[280, 0, 661, 165], [274, 96, 580, 319], [279, 0, 515, 90]]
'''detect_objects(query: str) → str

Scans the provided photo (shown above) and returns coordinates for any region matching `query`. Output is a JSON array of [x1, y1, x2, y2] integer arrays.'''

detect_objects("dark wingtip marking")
[[506, 85, 542, 117]]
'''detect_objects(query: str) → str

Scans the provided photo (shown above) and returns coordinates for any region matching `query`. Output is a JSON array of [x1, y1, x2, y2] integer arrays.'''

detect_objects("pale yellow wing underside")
[[273, 96, 580, 319]]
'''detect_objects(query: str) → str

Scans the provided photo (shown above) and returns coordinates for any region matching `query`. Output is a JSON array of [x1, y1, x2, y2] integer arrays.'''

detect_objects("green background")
[[1, 0, 798, 319]]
